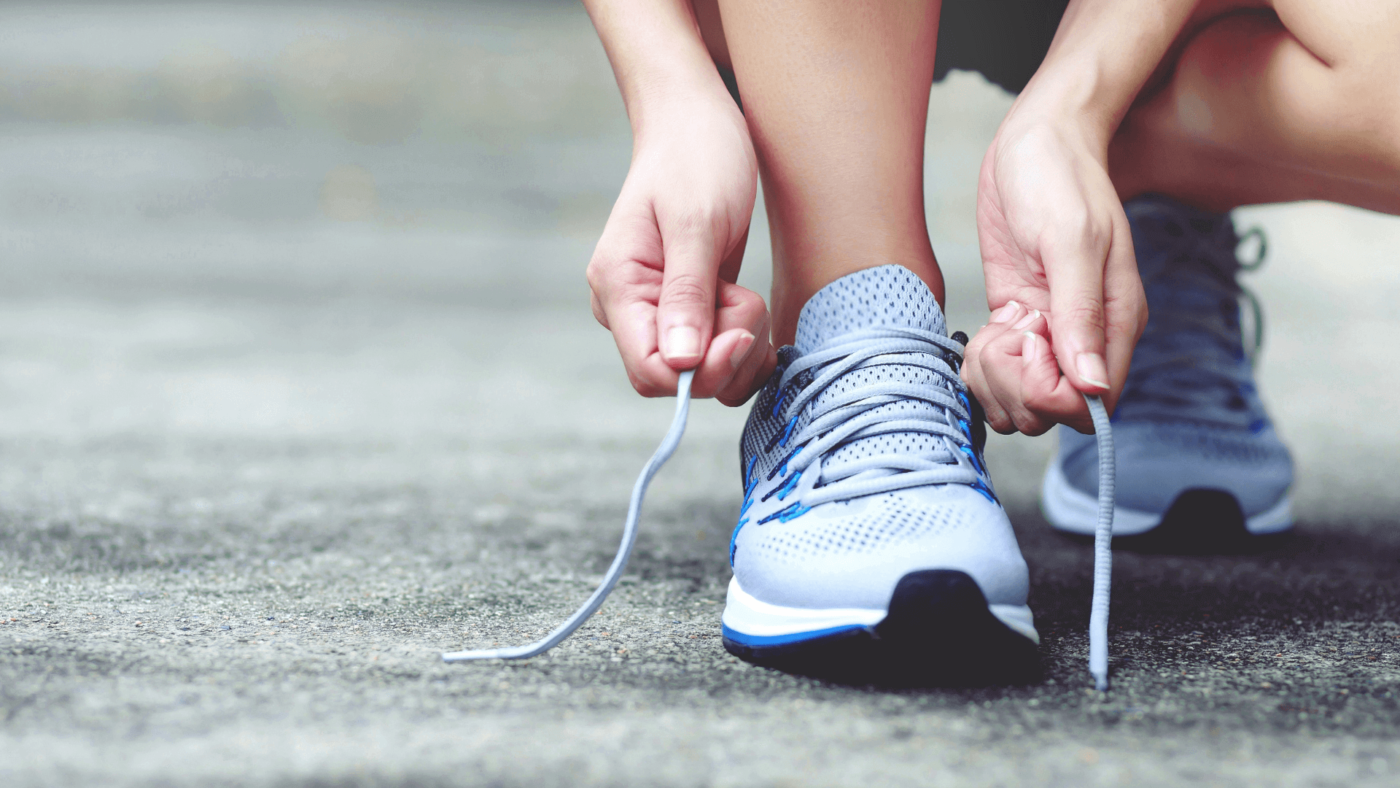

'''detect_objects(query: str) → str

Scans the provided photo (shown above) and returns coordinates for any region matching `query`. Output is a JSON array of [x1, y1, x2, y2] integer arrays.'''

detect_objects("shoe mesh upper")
[[754, 495, 969, 564], [794, 268, 944, 353], [732, 265, 1029, 610]]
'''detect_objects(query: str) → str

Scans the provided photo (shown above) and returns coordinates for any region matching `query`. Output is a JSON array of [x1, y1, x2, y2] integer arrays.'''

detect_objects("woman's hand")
[[586, 93, 776, 405], [962, 116, 1147, 435]]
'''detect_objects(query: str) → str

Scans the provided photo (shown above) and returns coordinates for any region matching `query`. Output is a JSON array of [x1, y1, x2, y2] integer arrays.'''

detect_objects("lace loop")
[[768, 327, 980, 510]]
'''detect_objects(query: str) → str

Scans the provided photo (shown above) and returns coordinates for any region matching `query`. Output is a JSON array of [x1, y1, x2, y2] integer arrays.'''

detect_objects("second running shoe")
[[1041, 195, 1294, 550], [721, 265, 1038, 682]]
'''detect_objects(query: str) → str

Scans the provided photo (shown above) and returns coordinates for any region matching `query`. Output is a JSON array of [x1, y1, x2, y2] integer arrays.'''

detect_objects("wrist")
[[630, 78, 749, 158], [1007, 61, 1119, 156], [1000, 0, 1199, 153], [584, 0, 738, 143], [627, 65, 741, 143]]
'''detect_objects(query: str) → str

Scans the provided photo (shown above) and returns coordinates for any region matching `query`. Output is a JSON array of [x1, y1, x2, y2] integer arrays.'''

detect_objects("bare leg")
[[698, 0, 944, 345], [1111, 1, 1400, 214]]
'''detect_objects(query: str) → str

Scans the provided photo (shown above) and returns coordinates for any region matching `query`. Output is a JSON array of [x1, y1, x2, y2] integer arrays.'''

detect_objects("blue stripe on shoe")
[[721, 622, 870, 647]]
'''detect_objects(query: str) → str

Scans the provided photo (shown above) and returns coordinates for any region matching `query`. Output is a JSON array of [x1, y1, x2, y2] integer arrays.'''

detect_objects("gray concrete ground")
[[2, 2, 1400, 786]]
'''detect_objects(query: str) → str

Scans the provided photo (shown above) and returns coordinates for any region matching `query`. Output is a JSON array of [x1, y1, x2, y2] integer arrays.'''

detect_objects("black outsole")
[[1073, 488, 1291, 555], [721, 570, 1041, 687]]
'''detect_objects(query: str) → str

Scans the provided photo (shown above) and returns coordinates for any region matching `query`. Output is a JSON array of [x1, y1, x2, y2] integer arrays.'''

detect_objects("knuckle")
[[626, 369, 663, 398], [1054, 208, 1111, 252], [586, 253, 626, 296], [585, 258, 605, 290], [659, 273, 713, 308], [988, 414, 1017, 435], [718, 378, 760, 408], [990, 328, 1026, 353], [1061, 297, 1107, 331], [1010, 409, 1046, 437], [1021, 387, 1050, 413], [1134, 298, 1150, 335], [1020, 420, 1050, 438], [1021, 381, 1064, 415], [735, 288, 769, 315], [665, 204, 723, 238]]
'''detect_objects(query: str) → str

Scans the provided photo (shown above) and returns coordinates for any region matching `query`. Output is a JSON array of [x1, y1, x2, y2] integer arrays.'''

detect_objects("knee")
[[1177, 10, 1400, 155]]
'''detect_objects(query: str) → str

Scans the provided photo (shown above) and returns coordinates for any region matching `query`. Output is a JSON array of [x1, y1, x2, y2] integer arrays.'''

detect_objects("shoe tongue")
[[791, 266, 960, 478], [794, 265, 946, 355]]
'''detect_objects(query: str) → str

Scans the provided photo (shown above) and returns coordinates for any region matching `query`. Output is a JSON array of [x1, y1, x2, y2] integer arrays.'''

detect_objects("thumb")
[[655, 219, 721, 371], [1044, 230, 1111, 394]]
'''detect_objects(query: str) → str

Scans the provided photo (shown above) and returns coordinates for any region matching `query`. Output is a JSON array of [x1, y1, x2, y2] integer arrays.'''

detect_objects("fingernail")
[[666, 326, 701, 361], [991, 301, 1022, 324], [1021, 332, 1039, 366], [729, 331, 756, 371], [1076, 353, 1109, 389], [1012, 308, 1041, 330]]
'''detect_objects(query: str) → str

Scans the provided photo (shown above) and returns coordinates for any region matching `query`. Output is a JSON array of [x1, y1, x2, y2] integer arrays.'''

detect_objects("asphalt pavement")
[[2, 3, 1399, 786]]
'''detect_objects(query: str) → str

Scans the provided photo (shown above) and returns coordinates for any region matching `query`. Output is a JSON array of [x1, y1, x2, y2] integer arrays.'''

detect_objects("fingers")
[[1013, 328, 1094, 434], [693, 281, 775, 404], [1099, 215, 1148, 415], [719, 341, 777, 407], [713, 284, 777, 406], [655, 211, 723, 370], [963, 304, 1093, 435], [961, 300, 1023, 433], [587, 201, 771, 401], [586, 202, 677, 397], [1042, 217, 1113, 396]]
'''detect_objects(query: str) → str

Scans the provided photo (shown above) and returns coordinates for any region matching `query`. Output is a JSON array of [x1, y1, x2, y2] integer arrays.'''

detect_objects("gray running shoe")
[[723, 265, 1039, 681], [1041, 195, 1294, 549]]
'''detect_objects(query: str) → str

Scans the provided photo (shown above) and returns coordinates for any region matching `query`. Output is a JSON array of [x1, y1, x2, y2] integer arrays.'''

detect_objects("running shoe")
[[722, 265, 1038, 681], [1041, 195, 1294, 550]]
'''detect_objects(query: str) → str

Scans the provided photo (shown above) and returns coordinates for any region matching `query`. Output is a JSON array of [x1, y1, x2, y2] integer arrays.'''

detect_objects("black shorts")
[[718, 0, 1069, 109], [933, 0, 1069, 94]]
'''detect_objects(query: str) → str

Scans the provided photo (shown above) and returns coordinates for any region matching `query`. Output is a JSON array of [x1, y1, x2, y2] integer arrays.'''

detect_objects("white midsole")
[[1040, 458, 1294, 536], [721, 576, 1040, 645]]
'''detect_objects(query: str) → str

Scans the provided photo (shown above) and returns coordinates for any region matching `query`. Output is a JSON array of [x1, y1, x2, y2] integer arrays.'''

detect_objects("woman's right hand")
[[586, 93, 776, 406]]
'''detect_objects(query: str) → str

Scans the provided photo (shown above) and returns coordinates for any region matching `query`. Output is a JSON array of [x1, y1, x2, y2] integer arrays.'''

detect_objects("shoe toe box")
[[731, 485, 1029, 611]]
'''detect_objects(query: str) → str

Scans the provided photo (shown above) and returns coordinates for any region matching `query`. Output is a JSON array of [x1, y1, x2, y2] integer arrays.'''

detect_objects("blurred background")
[[1, 0, 1398, 518], [0, 0, 631, 303]]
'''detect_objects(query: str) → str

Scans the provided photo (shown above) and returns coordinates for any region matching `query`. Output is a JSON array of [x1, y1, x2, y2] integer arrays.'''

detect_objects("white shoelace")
[[444, 368, 1118, 692]]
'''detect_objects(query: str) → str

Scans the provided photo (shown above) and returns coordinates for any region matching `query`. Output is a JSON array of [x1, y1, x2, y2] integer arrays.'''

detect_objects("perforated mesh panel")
[[753, 494, 971, 564], [1139, 423, 1285, 464]]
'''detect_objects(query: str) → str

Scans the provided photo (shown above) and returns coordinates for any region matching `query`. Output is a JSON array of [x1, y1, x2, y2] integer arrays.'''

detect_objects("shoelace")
[[440, 371, 694, 663], [445, 355, 1119, 692], [760, 326, 980, 511]]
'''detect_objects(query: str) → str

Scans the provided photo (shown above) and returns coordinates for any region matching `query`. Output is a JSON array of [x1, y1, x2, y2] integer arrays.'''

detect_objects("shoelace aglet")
[[1084, 393, 1115, 692], [441, 370, 695, 663]]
